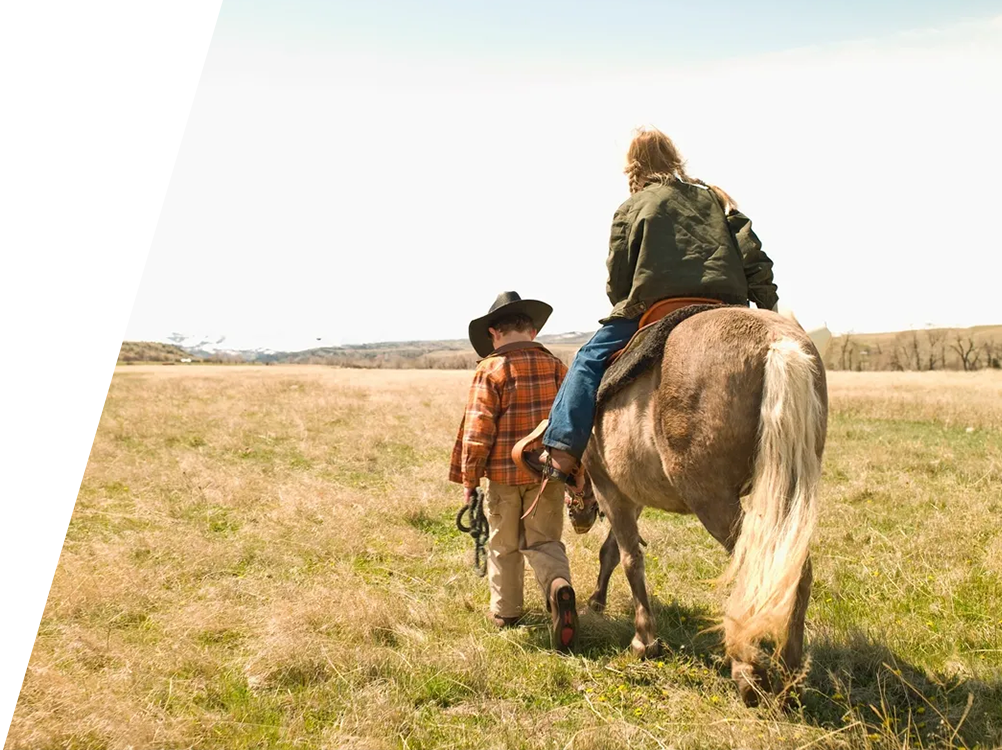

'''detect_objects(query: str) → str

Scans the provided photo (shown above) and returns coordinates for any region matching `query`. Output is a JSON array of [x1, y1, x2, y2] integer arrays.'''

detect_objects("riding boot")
[[542, 448, 585, 493], [548, 577, 578, 652]]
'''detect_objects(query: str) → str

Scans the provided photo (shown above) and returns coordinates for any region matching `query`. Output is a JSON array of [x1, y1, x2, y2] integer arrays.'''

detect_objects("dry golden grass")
[[826, 371, 1002, 432], [7, 366, 1002, 749]]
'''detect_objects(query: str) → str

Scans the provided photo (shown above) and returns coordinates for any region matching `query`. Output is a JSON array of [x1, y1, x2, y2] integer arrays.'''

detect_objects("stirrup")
[[540, 451, 576, 484], [510, 420, 582, 487], [520, 450, 583, 522]]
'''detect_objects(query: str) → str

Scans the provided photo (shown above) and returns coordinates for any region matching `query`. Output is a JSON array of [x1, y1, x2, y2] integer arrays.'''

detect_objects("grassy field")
[[7, 367, 1002, 749]]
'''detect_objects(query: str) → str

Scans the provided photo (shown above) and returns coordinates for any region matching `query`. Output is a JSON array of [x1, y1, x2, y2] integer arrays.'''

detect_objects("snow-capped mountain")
[[166, 332, 280, 360]]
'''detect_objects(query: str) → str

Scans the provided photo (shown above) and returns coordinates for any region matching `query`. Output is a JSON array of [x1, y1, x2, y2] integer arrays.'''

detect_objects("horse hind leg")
[[724, 337, 824, 707], [687, 489, 775, 707], [731, 557, 813, 709], [688, 484, 814, 707], [588, 528, 620, 612], [776, 556, 813, 703]]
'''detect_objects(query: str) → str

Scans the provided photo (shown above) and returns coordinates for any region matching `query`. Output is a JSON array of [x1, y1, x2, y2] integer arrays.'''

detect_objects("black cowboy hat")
[[468, 291, 553, 358]]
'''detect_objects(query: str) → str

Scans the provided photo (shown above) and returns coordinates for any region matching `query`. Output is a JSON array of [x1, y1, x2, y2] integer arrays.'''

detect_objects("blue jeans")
[[543, 318, 640, 459]]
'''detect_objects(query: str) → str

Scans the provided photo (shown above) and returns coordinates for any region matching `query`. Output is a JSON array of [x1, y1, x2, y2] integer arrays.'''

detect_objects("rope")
[[455, 487, 489, 577]]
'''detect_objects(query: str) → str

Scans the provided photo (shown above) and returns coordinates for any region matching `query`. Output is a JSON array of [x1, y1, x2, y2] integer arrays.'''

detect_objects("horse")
[[571, 306, 828, 706]]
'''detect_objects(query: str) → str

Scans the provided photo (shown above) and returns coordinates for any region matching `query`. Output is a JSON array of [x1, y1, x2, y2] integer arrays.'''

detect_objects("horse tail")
[[721, 336, 824, 664]]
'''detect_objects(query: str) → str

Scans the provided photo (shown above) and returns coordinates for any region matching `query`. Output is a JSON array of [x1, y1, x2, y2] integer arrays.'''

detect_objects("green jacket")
[[602, 180, 778, 323]]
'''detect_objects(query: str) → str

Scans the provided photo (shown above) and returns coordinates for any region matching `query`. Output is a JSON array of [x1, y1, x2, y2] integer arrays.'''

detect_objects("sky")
[[125, 0, 1002, 351]]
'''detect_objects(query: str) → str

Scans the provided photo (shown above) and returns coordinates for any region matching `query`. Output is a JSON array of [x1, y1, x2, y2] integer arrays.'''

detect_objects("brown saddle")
[[511, 296, 724, 467], [607, 296, 724, 366]]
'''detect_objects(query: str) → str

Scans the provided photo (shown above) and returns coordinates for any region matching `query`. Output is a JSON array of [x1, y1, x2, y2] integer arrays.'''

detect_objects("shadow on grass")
[[524, 595, 1002, 748], [800, 631, 1002, 749], [523, 594, 724, 665]]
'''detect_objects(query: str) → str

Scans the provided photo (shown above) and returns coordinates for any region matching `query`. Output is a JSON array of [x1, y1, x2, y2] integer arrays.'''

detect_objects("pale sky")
[[126, 1, 1002, 352]]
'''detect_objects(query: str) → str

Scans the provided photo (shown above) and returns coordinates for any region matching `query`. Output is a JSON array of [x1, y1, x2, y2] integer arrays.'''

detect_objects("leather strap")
[[521, 477, 549, 520]]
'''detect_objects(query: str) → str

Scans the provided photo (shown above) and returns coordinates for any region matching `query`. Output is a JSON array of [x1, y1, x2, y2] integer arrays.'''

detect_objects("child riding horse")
[[538, 127, 780, 487]]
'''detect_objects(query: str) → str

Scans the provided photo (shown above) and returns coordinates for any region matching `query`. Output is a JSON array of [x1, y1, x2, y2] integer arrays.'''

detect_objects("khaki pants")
[[486, 479, 572, 618]]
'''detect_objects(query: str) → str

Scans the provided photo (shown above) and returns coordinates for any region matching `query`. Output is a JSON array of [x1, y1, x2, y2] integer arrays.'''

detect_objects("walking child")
[[449, 291, 579, 651]]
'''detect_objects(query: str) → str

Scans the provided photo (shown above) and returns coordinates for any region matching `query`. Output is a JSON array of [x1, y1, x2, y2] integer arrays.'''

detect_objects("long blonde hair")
[[624, 126, 737, 213]]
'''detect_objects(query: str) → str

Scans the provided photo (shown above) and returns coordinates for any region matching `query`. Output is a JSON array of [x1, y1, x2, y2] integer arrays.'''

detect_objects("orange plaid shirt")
[[449, 341, 568, 488]]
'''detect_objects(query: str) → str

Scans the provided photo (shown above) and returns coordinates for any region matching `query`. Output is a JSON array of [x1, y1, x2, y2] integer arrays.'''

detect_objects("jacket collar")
[[479, 340, 551, 361]]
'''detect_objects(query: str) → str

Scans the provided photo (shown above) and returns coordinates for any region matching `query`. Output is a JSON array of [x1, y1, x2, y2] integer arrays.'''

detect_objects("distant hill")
[[826, 325, 1001, 372], [220, 331, 594, 369], [117, 330, 593, 369], [2, 326, 193, 364], [257, 333, 590, 369], [120, 324, 1000, 371], [251, 325, 1000, 372]]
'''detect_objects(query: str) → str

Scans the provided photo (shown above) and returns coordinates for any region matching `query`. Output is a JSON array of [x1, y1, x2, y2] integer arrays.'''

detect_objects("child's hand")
[[464, 487, 477, 505]]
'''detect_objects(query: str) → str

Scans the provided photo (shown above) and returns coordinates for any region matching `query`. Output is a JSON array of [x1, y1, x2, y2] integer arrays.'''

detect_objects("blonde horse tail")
[[721, 337, 824, 664]]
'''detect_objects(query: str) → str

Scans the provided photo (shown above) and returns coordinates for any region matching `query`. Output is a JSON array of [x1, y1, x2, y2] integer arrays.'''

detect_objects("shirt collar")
[[479, 340, 550, 361]]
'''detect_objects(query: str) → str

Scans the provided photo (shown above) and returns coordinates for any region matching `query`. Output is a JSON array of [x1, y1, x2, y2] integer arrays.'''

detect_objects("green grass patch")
[[404, 507, 455, 541]]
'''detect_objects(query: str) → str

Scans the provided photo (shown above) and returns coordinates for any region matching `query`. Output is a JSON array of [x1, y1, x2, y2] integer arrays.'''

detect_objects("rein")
[[455, 488, 489, 577]]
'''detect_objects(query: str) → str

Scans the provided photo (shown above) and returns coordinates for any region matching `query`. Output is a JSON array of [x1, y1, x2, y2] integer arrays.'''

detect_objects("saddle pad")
[[596, 304, 728, 408]]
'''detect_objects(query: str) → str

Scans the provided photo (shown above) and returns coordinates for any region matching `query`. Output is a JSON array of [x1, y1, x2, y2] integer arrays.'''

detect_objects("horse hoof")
[[733, 656, 761, 704], [631, 636, 662, 660], [588, 594, 606, 612], [645, 640, 664, 659], [733, 656, 769, 704]]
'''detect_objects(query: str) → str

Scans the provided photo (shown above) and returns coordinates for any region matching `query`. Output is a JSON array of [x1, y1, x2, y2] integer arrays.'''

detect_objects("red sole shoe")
[[550, 584, 578, 652]]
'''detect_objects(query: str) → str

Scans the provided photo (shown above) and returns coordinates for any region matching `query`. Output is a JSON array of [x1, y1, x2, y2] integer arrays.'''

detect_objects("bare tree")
[[924, 327, 947, 371], [838, 333, 857, 371], [905, 329, 923, 371], [983, 338, 1000, 369], [891, 332, 914, 371], [951, 333, 983, 371]]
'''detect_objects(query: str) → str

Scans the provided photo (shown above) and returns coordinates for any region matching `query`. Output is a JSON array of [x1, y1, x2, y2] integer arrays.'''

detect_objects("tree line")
[[826, 328, 1001, 372]]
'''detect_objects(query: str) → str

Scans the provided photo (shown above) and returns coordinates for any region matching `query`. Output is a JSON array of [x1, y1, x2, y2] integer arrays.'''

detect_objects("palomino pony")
[[573, 306, 828, 706]]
